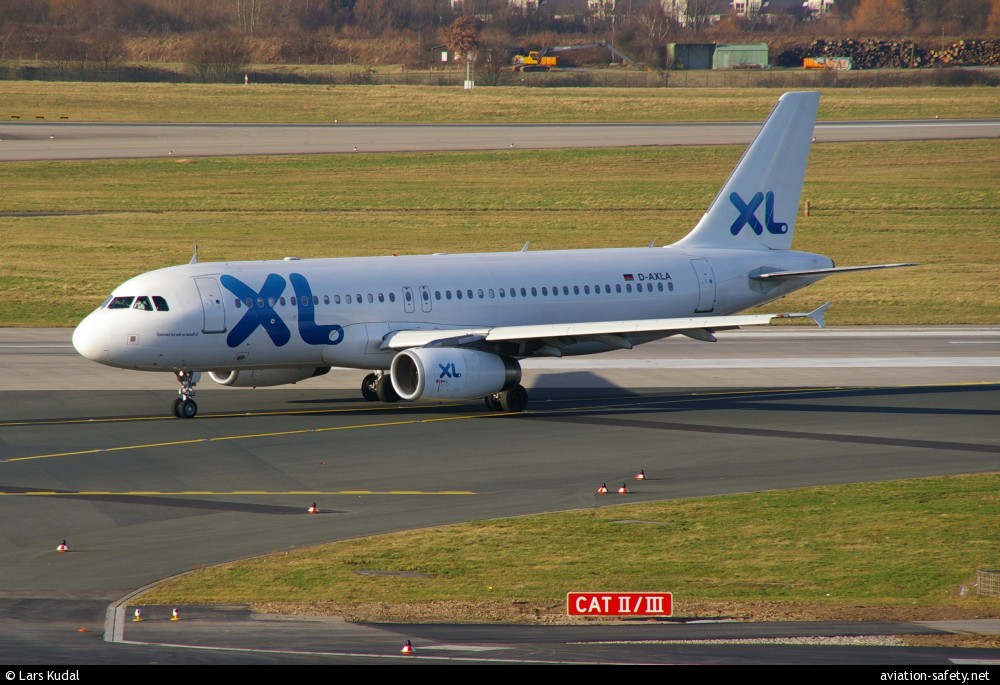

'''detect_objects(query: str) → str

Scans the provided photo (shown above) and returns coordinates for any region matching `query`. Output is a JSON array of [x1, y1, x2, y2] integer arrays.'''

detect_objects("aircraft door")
[[194, 276, 227, 334], [402, 287, 415, 314], [419, 286, 432, 313], [690, 258, 716, 313]]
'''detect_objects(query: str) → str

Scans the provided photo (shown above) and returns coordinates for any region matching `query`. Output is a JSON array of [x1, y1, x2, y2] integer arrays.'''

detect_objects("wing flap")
[[381, 305, 828, 351]]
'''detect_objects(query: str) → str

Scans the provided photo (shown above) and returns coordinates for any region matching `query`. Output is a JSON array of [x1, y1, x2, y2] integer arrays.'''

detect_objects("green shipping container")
[[712, 43, 770, 69]]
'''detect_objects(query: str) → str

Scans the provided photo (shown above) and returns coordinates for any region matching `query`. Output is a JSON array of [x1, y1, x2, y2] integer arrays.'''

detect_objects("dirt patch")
[[250, 598, 1000, 649]]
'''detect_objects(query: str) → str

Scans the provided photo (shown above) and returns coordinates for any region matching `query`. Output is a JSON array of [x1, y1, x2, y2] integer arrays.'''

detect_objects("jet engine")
[[390, 348, 520, 401], [208, 367, 330, 388]]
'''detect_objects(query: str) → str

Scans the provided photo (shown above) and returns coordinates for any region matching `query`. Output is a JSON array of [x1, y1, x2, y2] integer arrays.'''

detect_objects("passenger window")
[[378, 293, 385, 303], [541, 287, 548, 296], [346, 294, 353, 304], [246, 297, 253, 308], [573, 286, 580, 295], [446, 290, 452, 300], [133, 296, 153, 311], [499, 289, 506, 298], [279, 297, 286, 306], [626, 284, 633, 293], [583, 285, 590, 295], [335, 295, 341, 304], [478, 289, 484, 299], [389, 293, 396, 302], [562, 286, 569, 295], [488, 289, 495, 298], [520, 288, 527, 297], [668, 282, 674, 291], [456, 290, 462, 300], [234, 299, 242, 309], [152, 296, 169, 311], [257, 297, 264, 308], [467, 290, 473, 299], [367, 293, 373, 303], [531, 287, 537, 297], [404, 291, 412, 302]]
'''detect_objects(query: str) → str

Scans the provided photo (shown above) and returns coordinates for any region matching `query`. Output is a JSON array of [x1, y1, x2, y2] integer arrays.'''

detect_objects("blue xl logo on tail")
[[729, 191, 788, 236], [221, 273, 345, 348]]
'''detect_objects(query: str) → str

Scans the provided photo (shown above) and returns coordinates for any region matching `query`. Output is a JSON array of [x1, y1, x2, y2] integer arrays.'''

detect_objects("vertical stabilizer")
[[674, 91, 819, 251]]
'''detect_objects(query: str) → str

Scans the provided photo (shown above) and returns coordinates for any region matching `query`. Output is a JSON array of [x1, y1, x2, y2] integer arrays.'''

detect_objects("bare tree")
[[441, 15, 479, 61], [186, 31, 249, 82]]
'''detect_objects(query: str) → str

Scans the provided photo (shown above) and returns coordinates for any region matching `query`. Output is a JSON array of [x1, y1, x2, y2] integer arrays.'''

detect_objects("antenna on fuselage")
[[190, 245, 199, 264], [521, 241, 530, 252]]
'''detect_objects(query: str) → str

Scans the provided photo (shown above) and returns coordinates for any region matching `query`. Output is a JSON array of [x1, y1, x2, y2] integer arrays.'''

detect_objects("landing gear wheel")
[[173, 369, 200, 418], [498, 385, 528, 412], [485, 394, 502, 411], [375, 374, 400, 403], [361, 373, 379, 402]]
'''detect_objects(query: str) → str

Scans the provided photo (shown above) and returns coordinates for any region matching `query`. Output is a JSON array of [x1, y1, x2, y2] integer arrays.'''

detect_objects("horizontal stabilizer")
[[753, 263, 917, 280]]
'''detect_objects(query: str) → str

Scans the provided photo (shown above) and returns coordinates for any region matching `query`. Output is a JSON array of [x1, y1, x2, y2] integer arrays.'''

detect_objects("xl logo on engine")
[[221, 273, 344, 348], [438, 363, 461, 378], [729, 191, 788, 236]]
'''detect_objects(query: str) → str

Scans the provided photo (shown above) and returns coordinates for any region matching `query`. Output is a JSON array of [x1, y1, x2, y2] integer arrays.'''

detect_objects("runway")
[[1, 326, 999, 664], [2, 119, 999, 161]]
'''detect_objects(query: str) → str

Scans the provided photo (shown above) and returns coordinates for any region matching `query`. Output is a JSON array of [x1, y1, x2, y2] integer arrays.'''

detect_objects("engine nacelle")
[[390, 348, 520, 401], [208, 367, 330, 388]]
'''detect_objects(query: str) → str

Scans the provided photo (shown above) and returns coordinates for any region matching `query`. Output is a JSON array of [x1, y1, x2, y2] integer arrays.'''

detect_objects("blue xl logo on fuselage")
[[220, 273, 345, 348], [729, 191, 788, 236]]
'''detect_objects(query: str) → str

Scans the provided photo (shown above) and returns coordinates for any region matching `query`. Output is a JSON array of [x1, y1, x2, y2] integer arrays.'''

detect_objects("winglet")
[[521, 241, 530, 252], [807, 302, 830, 328], [772, 302, 830, 328]]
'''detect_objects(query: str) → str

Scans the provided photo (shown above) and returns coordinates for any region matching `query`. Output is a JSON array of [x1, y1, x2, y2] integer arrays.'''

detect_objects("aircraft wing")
[[380, 304, 829, 351]]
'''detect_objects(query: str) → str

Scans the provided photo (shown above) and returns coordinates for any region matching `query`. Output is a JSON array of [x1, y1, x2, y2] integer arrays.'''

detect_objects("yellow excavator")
[[512, 41, 641, 72]]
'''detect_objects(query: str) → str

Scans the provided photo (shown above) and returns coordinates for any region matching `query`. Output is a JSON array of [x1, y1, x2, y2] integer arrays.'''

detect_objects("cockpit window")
[[152, 296, 169, 311], [133, 296, 153, 311], [107, 296, 135, 309]]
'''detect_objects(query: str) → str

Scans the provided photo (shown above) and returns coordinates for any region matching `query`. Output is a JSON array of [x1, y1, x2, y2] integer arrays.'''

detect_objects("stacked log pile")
[[775, 38, 1000, 69]]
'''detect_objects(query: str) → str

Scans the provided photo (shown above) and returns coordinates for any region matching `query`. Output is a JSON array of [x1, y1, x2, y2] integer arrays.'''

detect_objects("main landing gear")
[[485, 385, 528, 412], [173, 370, 200, 419], [361, 371, 400, 403]]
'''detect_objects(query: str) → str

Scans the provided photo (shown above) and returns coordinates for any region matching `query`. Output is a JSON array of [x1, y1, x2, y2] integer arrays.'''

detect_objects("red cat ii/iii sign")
[[567, 592, 673, 617]]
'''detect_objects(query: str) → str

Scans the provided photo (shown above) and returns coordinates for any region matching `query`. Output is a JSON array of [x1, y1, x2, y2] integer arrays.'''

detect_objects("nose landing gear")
[[173, 370, 201, 418]]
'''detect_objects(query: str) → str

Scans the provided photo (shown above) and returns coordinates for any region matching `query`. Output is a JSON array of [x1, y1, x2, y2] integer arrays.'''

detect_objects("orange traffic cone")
[[401, 639, 414, 655], [132, 608, 142, 622], [57, 539, 69, 552], [636, 469, 646, 480], [307, 502, 318, 514], [171, 608, 180, 621], [618, 482, 629, 494], [597, 482, 609, 494]]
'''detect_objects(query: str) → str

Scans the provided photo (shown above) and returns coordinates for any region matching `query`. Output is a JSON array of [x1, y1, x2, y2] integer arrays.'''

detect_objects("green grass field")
[[137, 474, 1000, 622], [3, 140, 998, 326]]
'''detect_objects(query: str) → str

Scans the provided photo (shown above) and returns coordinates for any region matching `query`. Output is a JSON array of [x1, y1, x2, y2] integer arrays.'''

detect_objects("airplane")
[[72, 91, 914, 419]]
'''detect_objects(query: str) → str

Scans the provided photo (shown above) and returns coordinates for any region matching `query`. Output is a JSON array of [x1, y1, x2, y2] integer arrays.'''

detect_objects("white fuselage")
[[72, 245, 832, 374]]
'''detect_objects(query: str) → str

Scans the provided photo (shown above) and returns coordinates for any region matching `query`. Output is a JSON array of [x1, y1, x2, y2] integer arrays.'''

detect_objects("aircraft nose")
[[72, 313, 110, 362]]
